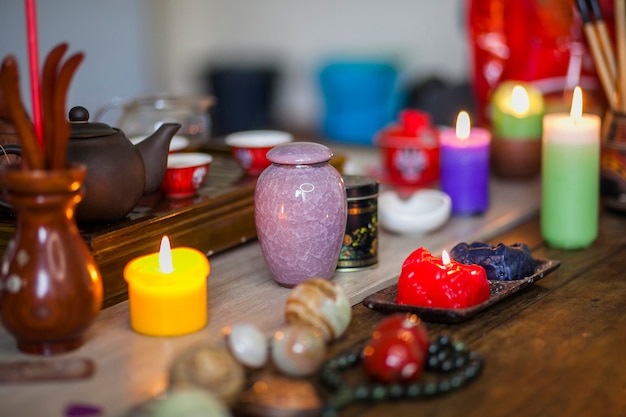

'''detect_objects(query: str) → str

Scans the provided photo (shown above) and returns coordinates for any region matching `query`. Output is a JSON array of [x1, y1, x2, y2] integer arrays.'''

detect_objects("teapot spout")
[[136, 123, 181, 194]]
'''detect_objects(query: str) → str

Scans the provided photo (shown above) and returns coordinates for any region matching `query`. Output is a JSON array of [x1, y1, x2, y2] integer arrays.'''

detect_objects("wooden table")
[[0, 143, 625, 417], [332, 212, 626, 417]]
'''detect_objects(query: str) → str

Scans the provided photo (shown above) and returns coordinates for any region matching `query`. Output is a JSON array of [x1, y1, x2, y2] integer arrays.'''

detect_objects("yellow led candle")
[[124, 236, 210, 336]]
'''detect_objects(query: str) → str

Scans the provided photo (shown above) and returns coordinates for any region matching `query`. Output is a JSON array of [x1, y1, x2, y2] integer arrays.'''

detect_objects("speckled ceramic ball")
[[223, 322, 269, 369], [169, 344, 245, 406], [271, 324, 327, 377], [285, 277, 351, 343], [152, 388, 232, 417]]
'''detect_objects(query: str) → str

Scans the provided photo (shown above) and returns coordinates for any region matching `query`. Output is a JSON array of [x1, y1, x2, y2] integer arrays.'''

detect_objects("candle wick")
[[455, 111, 471, 140], [511, 85, 530, 116], [160, 262, 174, 274], [570, 86, 584, 124], [442, 250, 451, 265], [159, 236, 174, 273]]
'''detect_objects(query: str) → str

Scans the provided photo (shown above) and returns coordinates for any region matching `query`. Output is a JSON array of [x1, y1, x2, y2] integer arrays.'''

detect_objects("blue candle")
[[440, 111, 491, 215]]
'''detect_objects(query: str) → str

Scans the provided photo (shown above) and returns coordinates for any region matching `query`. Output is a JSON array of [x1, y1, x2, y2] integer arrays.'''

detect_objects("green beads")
[[319, 334, 484, 414]]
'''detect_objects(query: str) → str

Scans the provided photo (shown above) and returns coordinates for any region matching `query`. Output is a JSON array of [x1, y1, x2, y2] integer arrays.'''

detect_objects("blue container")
[[319, 60, 401, 144]]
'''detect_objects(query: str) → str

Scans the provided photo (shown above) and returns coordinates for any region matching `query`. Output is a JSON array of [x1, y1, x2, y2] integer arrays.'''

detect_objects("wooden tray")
[[362, 258, 561, 323], [0, 150, 257, 307]]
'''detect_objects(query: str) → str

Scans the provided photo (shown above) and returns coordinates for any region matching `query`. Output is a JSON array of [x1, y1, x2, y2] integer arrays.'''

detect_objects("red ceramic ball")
[[362, 330, 425, 384], [373, 313, 430, 357]]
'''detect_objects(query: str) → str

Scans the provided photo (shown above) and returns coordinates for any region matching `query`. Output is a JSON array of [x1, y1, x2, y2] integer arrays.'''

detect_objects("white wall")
[[154, 0, 469, 130], [0, 0, 156, 125], [0, 1, 468, 130]]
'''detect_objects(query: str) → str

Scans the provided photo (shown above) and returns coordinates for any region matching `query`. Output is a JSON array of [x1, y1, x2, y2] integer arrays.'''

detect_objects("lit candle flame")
[[159, 235, 174, 273], [455, 111, 471, 140], [442, 250, 451, 265], [511, 85, 530, 116], [570, 86, 583, 125]]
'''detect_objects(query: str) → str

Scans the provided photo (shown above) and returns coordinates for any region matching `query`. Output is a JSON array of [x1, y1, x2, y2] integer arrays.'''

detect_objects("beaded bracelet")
[[319, 334, 484, 416]]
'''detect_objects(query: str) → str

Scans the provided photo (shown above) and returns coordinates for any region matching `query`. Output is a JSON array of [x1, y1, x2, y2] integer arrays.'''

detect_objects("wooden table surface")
[[330, 212, 626, 417], [0, 143, 625, 417]]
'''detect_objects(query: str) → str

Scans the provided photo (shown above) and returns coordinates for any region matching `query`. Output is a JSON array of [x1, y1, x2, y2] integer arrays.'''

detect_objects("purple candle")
[[440, 111, 491, 215]]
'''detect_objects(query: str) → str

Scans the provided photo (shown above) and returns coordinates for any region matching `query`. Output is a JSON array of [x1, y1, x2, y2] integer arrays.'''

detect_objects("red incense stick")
[[25, 0, 44, 151]]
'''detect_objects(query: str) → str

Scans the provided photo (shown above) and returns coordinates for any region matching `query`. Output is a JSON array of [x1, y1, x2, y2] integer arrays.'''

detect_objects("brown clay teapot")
[[66, 106, 180, 224]]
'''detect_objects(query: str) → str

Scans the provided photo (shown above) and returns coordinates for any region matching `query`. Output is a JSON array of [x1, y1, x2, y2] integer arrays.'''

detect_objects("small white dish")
[[379, 189, 451, 236]]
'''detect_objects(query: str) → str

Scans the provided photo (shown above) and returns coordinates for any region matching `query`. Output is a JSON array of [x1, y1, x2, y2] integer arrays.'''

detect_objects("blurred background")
[[0, 0, 468, 137], [1, 0, 605, 146]]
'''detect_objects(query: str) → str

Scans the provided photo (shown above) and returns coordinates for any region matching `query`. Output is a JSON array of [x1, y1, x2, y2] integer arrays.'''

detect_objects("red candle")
[[396, 247, 490, 309]]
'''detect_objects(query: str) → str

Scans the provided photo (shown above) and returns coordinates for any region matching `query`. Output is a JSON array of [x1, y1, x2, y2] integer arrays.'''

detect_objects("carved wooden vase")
[[600, 111, 626, 213], [0, 163, 103, 355]]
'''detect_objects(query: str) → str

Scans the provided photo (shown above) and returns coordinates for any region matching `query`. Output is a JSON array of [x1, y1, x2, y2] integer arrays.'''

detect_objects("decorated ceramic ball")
[[151, 388, 232, 417], [271, 323, 327, 377], [169, 344, 245, 406], [285, 278, 351, 343], [223, 322, 269, 369]]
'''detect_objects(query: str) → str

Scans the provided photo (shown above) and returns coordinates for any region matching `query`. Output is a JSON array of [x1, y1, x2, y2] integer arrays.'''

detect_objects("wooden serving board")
[[0, 151, 257, 308]]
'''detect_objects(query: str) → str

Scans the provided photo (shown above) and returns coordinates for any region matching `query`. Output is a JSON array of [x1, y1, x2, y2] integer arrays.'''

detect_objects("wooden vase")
[[0, 163, 103, 355], [600, 111, 626, 213]]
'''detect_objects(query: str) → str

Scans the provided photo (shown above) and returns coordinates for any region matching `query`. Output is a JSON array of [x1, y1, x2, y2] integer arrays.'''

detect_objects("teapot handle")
[[93, 96, 126, 123], [0, 144, 23, 213], [0, 143, 23, 162]]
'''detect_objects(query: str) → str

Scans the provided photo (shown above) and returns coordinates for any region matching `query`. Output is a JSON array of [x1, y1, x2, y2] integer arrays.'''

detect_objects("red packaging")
[[467, 0, 611, 125], [375, 110, 440, 188]]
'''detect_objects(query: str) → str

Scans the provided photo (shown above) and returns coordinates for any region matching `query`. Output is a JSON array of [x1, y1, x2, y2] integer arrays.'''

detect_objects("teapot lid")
[[69, 106, 118, 138]]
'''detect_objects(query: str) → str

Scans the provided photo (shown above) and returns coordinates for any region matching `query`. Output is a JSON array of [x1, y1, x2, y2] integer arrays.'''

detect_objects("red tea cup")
[[225, 130, 293, 175], [160, 152, 213, 198]]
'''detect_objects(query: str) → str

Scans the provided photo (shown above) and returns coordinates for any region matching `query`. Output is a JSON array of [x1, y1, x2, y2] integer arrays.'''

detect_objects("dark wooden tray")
[[362, 258, 561, 323], [0, 150, 257, 308]]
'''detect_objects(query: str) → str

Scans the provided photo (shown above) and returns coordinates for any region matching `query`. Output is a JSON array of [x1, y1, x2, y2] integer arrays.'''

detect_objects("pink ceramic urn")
[[254, 142, 347, 287]]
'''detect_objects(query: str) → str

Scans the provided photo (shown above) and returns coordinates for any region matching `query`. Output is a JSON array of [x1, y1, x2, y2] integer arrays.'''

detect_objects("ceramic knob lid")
[[266, 141, 333, 165], [69, 106, 118, 139]]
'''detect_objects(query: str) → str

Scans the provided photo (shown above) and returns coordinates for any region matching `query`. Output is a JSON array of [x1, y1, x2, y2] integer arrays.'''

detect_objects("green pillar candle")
[[541, 87, 600, 249], [491, 81, 545, 139]]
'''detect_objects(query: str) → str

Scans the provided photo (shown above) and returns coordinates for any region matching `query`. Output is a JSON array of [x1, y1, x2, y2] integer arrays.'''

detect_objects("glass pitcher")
[[96, 95, 214, 151]]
